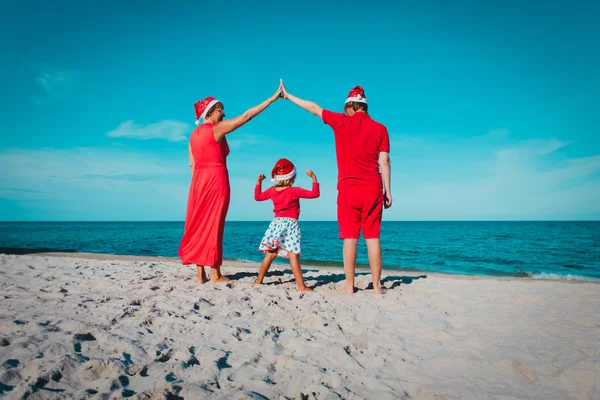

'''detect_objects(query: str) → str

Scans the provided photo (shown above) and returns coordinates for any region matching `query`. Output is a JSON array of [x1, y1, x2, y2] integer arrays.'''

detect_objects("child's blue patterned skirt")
[[258, 217, 302, 258]]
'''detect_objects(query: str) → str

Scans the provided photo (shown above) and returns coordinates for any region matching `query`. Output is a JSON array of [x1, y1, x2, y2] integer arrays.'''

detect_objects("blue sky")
[[1, 0, 598, 221]]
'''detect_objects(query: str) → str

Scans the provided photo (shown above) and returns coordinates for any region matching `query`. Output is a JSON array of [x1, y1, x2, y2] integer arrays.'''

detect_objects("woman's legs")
[[209, 266, 230, 283], [196, 265, 208, 284]]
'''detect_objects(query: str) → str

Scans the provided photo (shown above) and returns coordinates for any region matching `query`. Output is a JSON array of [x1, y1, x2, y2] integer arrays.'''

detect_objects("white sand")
[[0, 253, 599, 399]]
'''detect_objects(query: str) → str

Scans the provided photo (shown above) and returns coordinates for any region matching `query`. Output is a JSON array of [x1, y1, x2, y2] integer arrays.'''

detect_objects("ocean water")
[[1, 221, 599, 281]]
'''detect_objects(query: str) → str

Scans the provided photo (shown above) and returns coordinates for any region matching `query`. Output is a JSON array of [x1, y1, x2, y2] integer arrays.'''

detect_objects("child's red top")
[[254, 182, 320, 220]]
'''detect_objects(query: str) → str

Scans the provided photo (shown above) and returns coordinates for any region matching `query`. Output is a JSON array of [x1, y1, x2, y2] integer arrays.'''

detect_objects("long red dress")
[[179, 123, 230, 266]]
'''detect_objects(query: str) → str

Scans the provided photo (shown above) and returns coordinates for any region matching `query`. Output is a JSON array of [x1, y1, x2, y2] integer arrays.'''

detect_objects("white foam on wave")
[[530, 272, 600, 282]]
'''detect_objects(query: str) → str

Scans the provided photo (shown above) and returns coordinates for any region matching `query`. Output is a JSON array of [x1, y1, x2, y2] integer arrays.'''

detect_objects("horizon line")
[[1, 220, 599, 223]]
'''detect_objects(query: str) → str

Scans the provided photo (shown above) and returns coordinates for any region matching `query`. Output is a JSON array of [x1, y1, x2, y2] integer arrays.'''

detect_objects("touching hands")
[[271, 79, 284, 103], [280, 79, 289, 99]]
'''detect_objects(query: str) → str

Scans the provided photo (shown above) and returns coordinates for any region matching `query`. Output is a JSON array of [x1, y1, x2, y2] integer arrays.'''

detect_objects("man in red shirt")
[[281, 83, 392, 294]]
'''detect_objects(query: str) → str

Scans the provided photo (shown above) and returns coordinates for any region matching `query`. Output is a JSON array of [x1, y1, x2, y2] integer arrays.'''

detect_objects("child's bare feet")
[[253, 279, 263, 285], [298, 286, 315, 292]]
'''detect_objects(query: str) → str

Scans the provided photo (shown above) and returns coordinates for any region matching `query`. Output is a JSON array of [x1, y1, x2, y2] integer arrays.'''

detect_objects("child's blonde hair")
[[274, 176, 295, 187]]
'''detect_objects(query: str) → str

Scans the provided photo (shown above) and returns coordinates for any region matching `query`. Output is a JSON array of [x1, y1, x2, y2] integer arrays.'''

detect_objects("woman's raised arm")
[[213, 80, 283, 142]]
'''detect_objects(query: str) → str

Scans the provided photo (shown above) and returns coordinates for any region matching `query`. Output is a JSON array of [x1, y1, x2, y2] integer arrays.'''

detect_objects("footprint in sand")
[[4, 360, 20, 368], [233, 327, 251, 341], [155, 349, 174, 363], [165, 372, 178, 382], [512, 360, 538, 383], [1, 368, 21, 395], [216, 351, 232, 370], [185, 355, 200, 367]]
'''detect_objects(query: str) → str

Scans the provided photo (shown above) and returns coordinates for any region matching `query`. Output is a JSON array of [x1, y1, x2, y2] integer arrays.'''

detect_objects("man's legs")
[[362, 187, 386, 294], [365, 239, 387, 294], [342, 239, 358, 293], [338, 188, 361, 294]]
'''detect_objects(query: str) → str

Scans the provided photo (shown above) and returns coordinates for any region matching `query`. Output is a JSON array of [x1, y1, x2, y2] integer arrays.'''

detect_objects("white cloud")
[[495, 138, 570, 161], [33, 67, 79, 104], [1, 133, 599, 221], [0, 147, 191, 220], [38, 72, 65, 93], [227, 133, 273, 151], [106, 120, 192, 142], [386, 136, 600, 220]]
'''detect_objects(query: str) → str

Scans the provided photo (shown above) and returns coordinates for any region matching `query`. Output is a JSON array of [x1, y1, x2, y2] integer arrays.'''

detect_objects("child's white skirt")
[[258, 217, 302, 258]]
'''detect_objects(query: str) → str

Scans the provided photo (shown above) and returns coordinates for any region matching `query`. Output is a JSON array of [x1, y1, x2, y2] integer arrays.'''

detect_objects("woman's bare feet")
[[210, 275, 230, 283], [205, 266, 230, 283], [196, 266, 208, 284]]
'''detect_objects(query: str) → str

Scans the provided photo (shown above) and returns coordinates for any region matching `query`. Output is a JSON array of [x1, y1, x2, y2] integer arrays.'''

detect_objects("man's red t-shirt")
[[322, 110, 390, 190]]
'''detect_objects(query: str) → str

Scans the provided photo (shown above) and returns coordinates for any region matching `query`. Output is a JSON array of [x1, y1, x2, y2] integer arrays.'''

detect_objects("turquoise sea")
[[1, 221, 599, 281]]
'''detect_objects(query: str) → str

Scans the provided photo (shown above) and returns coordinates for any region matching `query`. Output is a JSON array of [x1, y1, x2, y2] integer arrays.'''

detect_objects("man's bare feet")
[[373, 285, 388, 295], [298, 286, 315, 292], [339, 285, 356, 294]]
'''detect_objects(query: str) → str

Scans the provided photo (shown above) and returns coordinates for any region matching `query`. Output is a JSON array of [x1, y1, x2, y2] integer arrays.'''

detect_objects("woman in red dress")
[[179, 81, 283, 283]]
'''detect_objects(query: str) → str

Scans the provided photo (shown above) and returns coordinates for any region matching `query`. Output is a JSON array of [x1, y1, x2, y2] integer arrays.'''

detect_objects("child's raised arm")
[[294, 170, 320, 199], [254, 173, 272, 201]]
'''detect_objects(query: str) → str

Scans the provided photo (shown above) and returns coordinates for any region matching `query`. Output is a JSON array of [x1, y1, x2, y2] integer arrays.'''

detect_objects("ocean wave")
[[529, 272, 600, 282]]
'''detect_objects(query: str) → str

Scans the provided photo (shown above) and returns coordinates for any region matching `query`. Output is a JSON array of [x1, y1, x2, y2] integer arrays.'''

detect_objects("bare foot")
[[210, 275, 230, 284], [338, 285, 356, 294], [253, 279, 263, 285], [197, 267, 208, 284], [374, 285, 388, 295], [298, 286, 315, 292]]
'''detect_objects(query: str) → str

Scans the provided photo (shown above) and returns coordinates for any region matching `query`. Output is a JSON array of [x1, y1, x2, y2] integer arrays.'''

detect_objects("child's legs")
[[288, 253, 313, 291], [255, 251, 277, 284]]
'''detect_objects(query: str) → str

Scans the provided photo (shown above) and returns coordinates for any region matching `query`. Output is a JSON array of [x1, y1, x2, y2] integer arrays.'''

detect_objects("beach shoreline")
[[14, 250, 600, 284], [1, 253, 599, 399]]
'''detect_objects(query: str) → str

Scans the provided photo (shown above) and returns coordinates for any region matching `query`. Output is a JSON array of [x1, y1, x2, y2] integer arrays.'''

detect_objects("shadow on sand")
[[226, 268, 427, 291]]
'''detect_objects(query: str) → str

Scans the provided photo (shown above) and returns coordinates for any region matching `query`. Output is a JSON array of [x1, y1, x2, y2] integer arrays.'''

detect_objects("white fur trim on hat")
[[271, 168, 297, 182], [345, 94, 367, 104], [196, 99, 220, 125]]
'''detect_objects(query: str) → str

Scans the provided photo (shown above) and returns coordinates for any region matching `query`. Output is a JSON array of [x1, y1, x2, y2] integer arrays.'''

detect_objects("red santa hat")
[[345, 85, 367, 104], [194, 96, 221, 125], [271, 158, 296, 182]]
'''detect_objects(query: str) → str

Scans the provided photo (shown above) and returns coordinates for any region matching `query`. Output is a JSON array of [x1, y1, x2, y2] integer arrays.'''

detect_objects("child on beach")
[[254, 158, 320, 292]]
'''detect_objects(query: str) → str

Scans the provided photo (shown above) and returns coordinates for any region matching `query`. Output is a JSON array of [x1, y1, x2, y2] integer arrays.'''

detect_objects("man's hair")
[[274, 177, 295, 187], [205, 102, 224, 118], [345, 101, 368, 113]]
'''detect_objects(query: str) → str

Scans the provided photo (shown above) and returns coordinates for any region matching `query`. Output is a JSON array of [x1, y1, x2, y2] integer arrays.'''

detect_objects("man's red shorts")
[[337, 186, 384, 239]]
